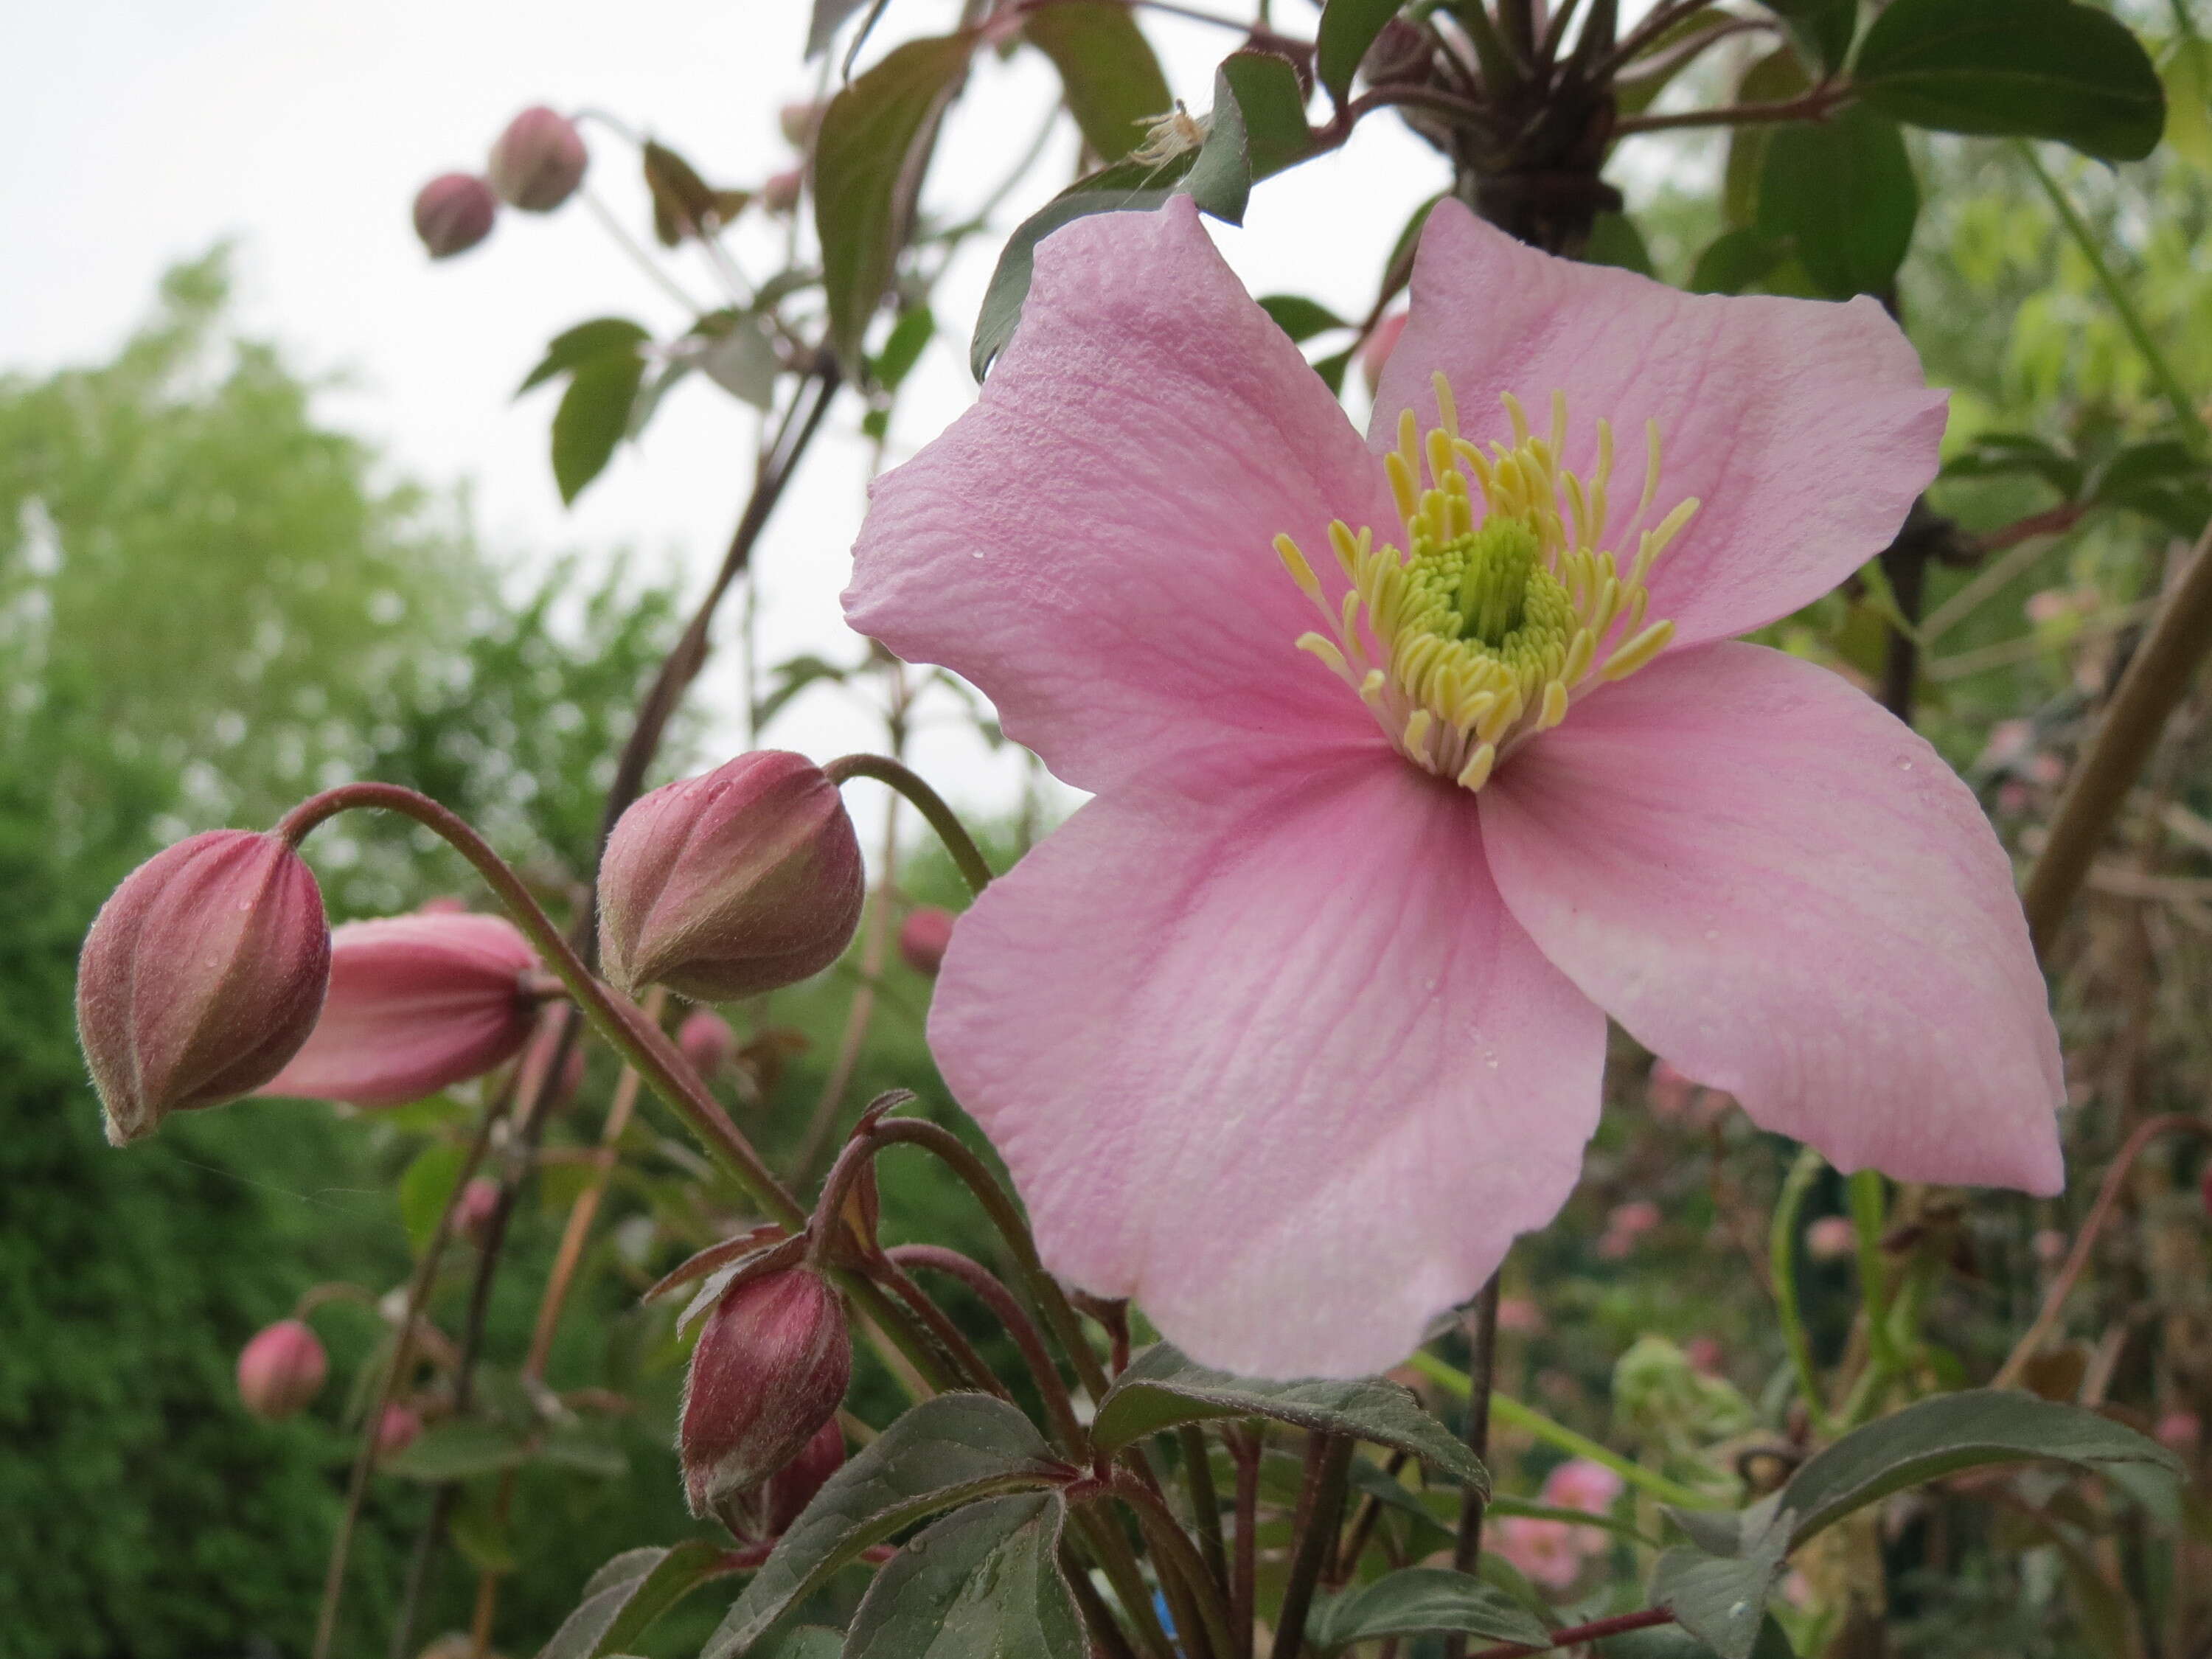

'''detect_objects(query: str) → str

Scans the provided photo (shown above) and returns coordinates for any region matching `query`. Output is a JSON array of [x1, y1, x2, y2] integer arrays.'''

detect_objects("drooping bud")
[[760, 167, 803, 215], [1805, 1214, 1857, 1262], [678, 1008, 739, 1079], [487, 106, 588, 212], [258, 914, 540, 1107], [897, 907, 954, 977], [762, 1414, 846, 1535], [599, 752, 863, 1001], [375, 1403, 424, 1458], [237, 1319, 328, 1420], [413, 173, 497, 259], [679, 1267, 851, 1535], [77, 830, 332, 1146], [456, 1176, 503, 1248]]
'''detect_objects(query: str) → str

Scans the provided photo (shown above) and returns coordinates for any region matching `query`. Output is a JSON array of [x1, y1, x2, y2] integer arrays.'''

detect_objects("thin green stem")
[[2017, 142, 2209, 453], [1771, 1145, 1836, 1435], [823, 753, 993, 897], [1847, 1170, 1897, 1375], [1408, 1352, 1717, 1510]]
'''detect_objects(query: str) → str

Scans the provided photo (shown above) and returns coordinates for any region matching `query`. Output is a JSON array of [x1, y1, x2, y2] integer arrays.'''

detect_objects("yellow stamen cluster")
[[1276, 375, 1700, 792]]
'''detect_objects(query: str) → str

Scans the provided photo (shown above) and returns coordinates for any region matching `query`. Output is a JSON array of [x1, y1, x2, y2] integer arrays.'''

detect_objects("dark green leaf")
[[552, 352, 648, 506], [703, 1394, 1074, 1659], [843, 1493, 1084, 1658], [1756, 106, 1918, 299], [1753, 0, 1855, 74], [538, 1426, 629, 1479], [1183, 64, 1255, 224], [1318, 0, 1405, 106], [518, 318, 652, 395], [1652, 1498, 1791, 1659], [814, 32, 976, 365], [1222, 49, 1314, 179], [1023, 1, 1172, 160], [536, 1540, 731, 1659], [759, 1632, 844, 1659], [1601, 1619, 1798, 1658], [1778, 1389, 2185, 1548], [1941, 431, 2083, 496], [383, 1419, 530, 1482], [1307, 1568, 1551, 1652], [969, 178, 1178, 378], [1854, 0, 2166, 162], [1688, 226, 1788, 295], [397, 1140, 465, 1254], [1258, 293, 1349, 343], [869, 306, 936, 392], [1314, 346, 1354, 395], [644, 142, 722, 246], [1091, 1345, 1487, 1491], [2088, 439, 2211, 536], [1582, 210, 1655, 276], [1722, 50, 1809, 229]]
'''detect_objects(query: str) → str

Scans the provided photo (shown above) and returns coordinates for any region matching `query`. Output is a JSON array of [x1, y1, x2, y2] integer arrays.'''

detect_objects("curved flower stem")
[[822, 752, 995, 897], [1770, 1145, 1837, 1436], [1229, 1430, 1261, 1659], [891, 1244, 1088, 1453], [1847, 1170, 1899, 1377], [1272, 1433, 1353, 1659], [1408, 1352, 1717, 1510], [1110, 1473, 1240, 1659], [2023, 516, 2212, 954], [1992, 1113, 2212, 1390]]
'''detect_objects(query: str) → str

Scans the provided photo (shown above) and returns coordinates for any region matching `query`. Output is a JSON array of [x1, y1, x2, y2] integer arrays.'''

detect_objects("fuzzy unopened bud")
[[760, 167, 803, 215], [679, 1267, 851, 1534], [897, 907, 954, 977], [77, 830, 331, 1146], [237, 1319, 328, 1420], [456, 1176, 503, 1248], [413, 173, 497, 259], [487, 106, 588, 212], [762, 1415, 845, 1535], [259, 914, 540, 1107], [376, 1403, 423, 1458], [678, 1009, 739, 1079], [599, 752, 863, 1001]]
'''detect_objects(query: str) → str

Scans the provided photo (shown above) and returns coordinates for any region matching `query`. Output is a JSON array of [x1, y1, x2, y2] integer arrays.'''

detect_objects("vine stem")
[[890, 1244, 1087, 1453], [2023, 515, 2212, 953], [1444, 1278, 1500, 1659], [1771, 1144, 1837, 1435], [1471, 1607, 1677, 1656], [1271, 1433, 1353, 1659], [1991, 1113, 2212, 1390], [1109, 1472, 1241, 1659], [822, 752, 994, 897], [1613, 80, 1853, 134]]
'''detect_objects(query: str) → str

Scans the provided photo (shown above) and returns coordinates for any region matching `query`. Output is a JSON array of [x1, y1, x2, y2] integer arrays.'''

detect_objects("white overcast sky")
[[2, 0, 1680, 835]]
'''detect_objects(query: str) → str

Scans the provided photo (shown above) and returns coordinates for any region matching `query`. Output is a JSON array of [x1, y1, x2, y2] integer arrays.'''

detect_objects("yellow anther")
[[1456, 744, 1497, 790], [1433, 371, 1458, 437], [1276, 534, 1319, 598], [1537, 679, 1570, 731], [1601, 619, 1675, 681]]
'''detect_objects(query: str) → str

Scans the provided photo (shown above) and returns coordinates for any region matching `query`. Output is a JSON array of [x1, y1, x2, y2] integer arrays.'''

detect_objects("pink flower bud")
[[678, 1009, 739, 1079], [2033, 1227, 2070, 1266], [763, 1415, 846, 1535], [2156, 1410, 2201, 1453], [487, 106, 588, 212], [897, 907, 955, 976], [258, 914, 540, 1107], [778, 100, 825, 146], [237, 1319, 328, 1420], [1494, 1514, 1582, 1589], [599, 752, 864, 1002], [1805, 1214, 1857, 1262], [376, 1403, 423, 1458], [456, 1176, 503, 1248], [680, 1267, 851, 1535], [413, 173, 497, 259], [77, 830, 331, 1146], [1360, 309, 1407, 395], [761, 167, 803, 215], [1683, 1335, 1725, 1375]]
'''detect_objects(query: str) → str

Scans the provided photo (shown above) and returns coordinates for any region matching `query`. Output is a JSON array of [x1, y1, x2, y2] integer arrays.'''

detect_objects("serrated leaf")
[[1307, 1567, 1550, 1653], [815, 32, 976, 366], [1854, 0, 2166, 162], [1652, 1499, 1792, 1659], [703, 1394, 1075, 1659], [519, 318, 653, 396], [842, 1493, 1083, 1658], [383, 1419, 531, 1481], [1318, 0, 1405, 106], [1024, 1, 1171, 161], [1091, 1345, 1486, 1491], [537, 1540, 731, 1659], [1688, 226, 1788, 295], [1258, 293, 1348, 343], [398, 1141, 466, 1254], [1778, 1389, 2184, 1548], [1756, 106, 1918, 299], [552, 352, 649, 505], [1752, 0, 1854, 74]]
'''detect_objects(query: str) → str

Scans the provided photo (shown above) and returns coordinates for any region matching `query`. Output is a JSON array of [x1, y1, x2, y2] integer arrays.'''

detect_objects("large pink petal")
[[1375, 201, 1947, 649], [845, 198, 1397, 795], [930, 752, 1605, 1379], [1481, 644, 2063, 1192]]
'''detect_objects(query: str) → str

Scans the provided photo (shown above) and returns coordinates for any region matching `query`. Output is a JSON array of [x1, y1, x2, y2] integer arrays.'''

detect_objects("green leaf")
[[1652, 1498, 1792, 1659], [842, 1493, 1085, 1658], [1257, 294, 1349, 344], [538, 1425, 630, 1480], [703, 1394, 1075, 1658], [535, 1540, 731, 1659], [519, 318, 652, 395], [969, 176, 1178, 378], [1318, 0, 1405, 106], [1752, 0, 1855, 74], [814, 32, 976, 366], [2088, 439, 2212, 537], [1221, 49, 1314, 180], [1582, 211, 1655, 276], [869, 306, 936, 392], [397, 1141, 466, 1254], [552, 352, 649, 506], [1722, 49, 1810, 229], [1617, 12, 1745, 119], [1688, 226, 1788, 295], [1941, 431, 2083, 496], [1313, 346, 1354, 396], [642, 141, 723, 246], [757, 1631, 844, 1659], [1023, 1, 1171, 161], [383, 1419, 531, 1482], [1307, 1568, 1551, 1653], [1756, 106, 1919, 299], [1778, 1389, 2185, 1549], [1091, 1345, 1487, 1491], [1854, 0, 2167, 162]]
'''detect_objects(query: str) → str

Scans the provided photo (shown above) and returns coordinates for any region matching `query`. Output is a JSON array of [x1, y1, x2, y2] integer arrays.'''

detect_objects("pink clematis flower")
[[844, 198, 2063, 1378]]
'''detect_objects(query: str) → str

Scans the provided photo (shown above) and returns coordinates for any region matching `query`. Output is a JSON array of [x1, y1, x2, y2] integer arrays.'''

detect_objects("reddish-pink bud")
[[456, 1176, 503, 1248], [762, 1415, 845, 1535], [897, 907, 955, 976], [487, 106, 588, 212], [678, 1009, 739, 1079], [237, 1319, 328, 1420], [1360, 309, 1407, 394], [413, 173, 497, 259], [761, 167, 803, 215], [77, 830, 331, 1146], [376, 1403, 423, 1458], [1805, 1215, 1857, 1262], [599, 752, 863, 1001], [679, 1267, 851, 1534], [259, 914, 540, 1107]]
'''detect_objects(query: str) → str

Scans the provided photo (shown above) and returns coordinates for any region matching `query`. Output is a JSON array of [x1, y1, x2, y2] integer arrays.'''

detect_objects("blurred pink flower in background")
[[678, 1007, 740, 1080], [1596, 1199, 1661, 1259], [846, 196, 2064, 1377], [1682, 1335, 1725, 1376], [2034, 1228, 2071, 1266], [1495, 1296, 1545, 1335], [898, 906, 956, 976], [1493, 1514, 1582, 1588], [2157, 1411, 2202, 1453], [237, 1319, 327, 1421], [1540, 1458, 1623, 1529], [1806, 1214, 1858, 1262], [375, 1404, 423, 1459]]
